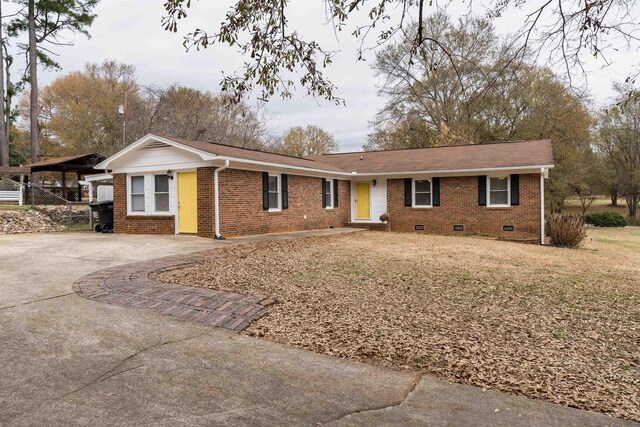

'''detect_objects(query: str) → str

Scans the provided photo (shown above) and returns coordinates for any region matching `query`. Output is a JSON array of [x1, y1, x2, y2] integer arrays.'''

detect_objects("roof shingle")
[[308, 140, 554, 174]]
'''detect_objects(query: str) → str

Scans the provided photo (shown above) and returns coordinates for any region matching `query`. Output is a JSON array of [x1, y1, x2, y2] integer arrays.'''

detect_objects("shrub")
[[546, 214, 586, 247], [585, 211, 627, 227]]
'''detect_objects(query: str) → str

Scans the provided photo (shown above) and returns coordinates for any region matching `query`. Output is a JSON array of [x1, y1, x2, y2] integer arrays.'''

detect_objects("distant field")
[[557, 197, 639, 225]]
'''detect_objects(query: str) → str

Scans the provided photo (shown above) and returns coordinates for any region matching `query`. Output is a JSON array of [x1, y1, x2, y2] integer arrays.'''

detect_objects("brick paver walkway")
[[73, 253, 274, 331]]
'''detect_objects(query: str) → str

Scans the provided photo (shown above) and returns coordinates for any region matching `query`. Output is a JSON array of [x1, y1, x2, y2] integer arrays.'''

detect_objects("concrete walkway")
[[0, 230, 635, 426]]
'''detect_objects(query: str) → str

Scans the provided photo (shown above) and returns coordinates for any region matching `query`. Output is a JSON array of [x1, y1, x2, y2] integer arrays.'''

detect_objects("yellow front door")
[[355, 183, 370, 219], [177, 171, 198, 233]]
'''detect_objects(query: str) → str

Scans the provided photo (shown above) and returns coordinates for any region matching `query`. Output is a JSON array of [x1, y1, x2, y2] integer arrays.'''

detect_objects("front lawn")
[[160, 229, 640, 422]]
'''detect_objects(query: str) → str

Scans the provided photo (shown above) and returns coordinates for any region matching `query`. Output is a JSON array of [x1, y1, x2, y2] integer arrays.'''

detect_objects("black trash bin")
[[89, 200, 114, 233]]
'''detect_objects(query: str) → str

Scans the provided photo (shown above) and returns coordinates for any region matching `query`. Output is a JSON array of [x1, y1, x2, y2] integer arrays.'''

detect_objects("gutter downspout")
[[540, 168, 545, 245], [214, 160, 230, 240]]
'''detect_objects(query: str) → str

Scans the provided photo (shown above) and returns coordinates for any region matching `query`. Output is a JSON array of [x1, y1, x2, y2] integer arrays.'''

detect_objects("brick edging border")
[[72, 253, 274, 331]]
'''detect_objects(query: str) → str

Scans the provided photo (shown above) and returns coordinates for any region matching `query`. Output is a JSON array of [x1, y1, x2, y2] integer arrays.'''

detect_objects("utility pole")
[[28, 0, 39, 183], [119, 91, 127, 148], [0, 0, 7, 167]]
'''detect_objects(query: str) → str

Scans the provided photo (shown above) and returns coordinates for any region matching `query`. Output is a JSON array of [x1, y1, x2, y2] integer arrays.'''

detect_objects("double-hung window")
[[154, 175, 170, 212], [488, 176, 510, 207], [413, 179, 432, 207], [268, 174, 281, 211], [130, 176, 145, 212], [325, 179, 333, 209]]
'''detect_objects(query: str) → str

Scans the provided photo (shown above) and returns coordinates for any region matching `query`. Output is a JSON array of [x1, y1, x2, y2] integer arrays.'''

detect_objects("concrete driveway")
[[0, 231, 634, 426]]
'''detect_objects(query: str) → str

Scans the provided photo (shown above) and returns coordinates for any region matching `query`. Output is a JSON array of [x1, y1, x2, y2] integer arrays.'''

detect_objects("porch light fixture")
[[166, 170, 174, 180], [372, 179, 377, 186]]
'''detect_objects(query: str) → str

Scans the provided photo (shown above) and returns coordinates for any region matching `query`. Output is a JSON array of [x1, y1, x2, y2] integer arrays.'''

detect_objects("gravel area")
[[160, 229, 640, 422]]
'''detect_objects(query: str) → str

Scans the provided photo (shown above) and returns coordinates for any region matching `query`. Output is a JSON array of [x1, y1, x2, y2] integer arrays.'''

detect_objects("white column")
[[88, 182, 94, 202]]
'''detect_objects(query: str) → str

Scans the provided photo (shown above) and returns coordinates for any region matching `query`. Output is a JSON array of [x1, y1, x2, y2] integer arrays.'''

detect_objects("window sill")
[[267, 209, 282, 213], [411, 205, 433, 209], [126, 214, 174, 219], [325, 207, 334, 211], [487, 205, 511, 209], [128, 211, 173, 216]]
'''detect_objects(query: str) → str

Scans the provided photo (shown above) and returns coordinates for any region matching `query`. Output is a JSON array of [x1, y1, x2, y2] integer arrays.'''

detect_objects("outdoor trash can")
[[89, 200, 114, 233]]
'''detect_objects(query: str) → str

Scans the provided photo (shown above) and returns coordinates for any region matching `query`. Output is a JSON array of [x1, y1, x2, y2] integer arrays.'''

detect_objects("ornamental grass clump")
[[546, 214, 586, 247]]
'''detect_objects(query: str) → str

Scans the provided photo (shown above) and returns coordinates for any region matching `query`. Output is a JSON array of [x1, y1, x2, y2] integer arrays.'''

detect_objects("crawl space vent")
[[453, 225, 464, 231], [503, 225, 515, 232], [414, 224, 425, 231]]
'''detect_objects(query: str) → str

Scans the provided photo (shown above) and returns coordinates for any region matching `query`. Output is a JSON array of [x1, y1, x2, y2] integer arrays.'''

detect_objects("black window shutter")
[[432, 177, 441, 206], [404, 178, 412, 207], [321, 178, 327, 208], [478, 175, 487, 206], [333, 179, 339, 208], [262, 172, 269, 210], [510, 174, 520, 206], [282, 174, 289, 209]]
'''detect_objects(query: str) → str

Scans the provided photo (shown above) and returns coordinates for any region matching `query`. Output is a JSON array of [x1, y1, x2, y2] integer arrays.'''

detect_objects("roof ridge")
[[164, 135, 322, 163], [320, 139, 549, 156]]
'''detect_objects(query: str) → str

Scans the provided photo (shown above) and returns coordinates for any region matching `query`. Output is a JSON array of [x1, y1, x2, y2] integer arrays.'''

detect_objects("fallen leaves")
[[0, 209, 64, 234], [160, 229, 640, 422]]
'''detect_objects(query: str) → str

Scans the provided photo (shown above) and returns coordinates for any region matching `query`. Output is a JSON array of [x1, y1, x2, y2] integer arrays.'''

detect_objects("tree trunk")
[[0, 1, 8, 167], [28, 0, 39, 181], [610, 191, 618, 206]]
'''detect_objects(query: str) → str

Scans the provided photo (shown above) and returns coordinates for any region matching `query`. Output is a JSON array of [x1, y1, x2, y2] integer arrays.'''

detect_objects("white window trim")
[[268, 173, 282, 212], [325, 178, 334, 209], [129, 175, 146, 214], [153, 174, 170, 213], [412, 178, 432, 208], [487, 175, 511, 208]]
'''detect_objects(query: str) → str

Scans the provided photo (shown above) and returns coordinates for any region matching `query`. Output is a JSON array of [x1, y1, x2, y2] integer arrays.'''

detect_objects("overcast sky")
[[9, 0, 640, 152]]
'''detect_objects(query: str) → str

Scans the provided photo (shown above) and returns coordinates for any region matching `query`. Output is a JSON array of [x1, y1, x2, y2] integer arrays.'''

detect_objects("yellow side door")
[[355, 183, 370, 219], [177, 171, 198, 233]]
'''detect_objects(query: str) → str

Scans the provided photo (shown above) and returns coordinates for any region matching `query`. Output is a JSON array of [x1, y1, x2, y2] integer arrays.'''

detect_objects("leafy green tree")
[[270, 125, 338, 157], [7, 0, 98, 171]]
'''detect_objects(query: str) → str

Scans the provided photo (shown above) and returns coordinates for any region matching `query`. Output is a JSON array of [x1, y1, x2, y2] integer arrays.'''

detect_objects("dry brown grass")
[[160, 229, 640, 421]]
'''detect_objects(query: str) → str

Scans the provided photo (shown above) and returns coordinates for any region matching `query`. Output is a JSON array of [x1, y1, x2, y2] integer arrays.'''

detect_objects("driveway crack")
[[0, 292, 74, 312], [56, 331, 211, 401], [320, 374, 423, 425], [0, 331, 211, 424]]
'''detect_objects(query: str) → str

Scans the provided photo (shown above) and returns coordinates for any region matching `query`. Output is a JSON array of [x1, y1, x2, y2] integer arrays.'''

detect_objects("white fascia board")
[[84, 173, 113, 182], [212, 156, 347, 178], [111, 161, 213, 174], [351, 164, 555, 178], [214, 156, 554, 178], [96, 134, 217, 170]]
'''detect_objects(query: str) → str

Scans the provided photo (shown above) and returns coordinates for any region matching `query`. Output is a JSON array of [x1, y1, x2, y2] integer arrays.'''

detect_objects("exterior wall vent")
[[503, 225, 515, 231], [141, 141, 170, 150], [453, 225, 464, 231], [415, 224, 425, 231]]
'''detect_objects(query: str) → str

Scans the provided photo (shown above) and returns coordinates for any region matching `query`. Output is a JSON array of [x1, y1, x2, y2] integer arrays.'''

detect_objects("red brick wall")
[[197, 167, 215, 238], [387, 174, 541, 241], [113, 173, 175, 235], [217, 169, 351, 237]]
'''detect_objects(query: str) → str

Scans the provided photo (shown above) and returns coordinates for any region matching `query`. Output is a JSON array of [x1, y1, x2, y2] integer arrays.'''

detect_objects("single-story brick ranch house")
[[95, 134, 554, 243]]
